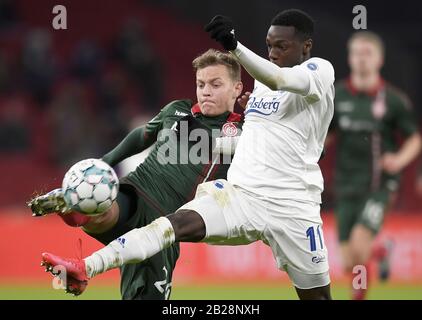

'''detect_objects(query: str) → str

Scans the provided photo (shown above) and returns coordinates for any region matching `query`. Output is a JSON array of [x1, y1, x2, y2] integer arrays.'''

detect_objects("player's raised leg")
[[40, 180, 235, 287], [28, 188, 69, 217], [40, 208, 206, 280], [28, 158, 119, 227], [28, 187, 121, 227]]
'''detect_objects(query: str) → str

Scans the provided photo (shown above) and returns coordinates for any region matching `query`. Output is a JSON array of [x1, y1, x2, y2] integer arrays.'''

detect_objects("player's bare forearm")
[[396, 133, 422, 168], [381, 132, 422, 174], [81, 202, 120, 234]]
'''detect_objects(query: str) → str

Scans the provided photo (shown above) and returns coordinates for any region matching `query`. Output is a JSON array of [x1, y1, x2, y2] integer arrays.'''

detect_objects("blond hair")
[[192, 49, 241, 82], [348, 31, 385, 56]]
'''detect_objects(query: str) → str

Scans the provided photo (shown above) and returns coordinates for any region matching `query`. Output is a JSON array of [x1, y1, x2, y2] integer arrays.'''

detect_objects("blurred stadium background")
[[0, 0, 421, 299]]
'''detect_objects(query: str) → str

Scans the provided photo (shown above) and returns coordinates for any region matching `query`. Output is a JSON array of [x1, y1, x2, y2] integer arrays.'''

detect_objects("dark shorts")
[[334, 188, 391, 242], [86, 177, 180, 300]]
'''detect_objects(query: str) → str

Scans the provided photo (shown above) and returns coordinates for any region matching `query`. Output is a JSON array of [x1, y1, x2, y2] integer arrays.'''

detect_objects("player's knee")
[[296, 285, 332, 300], [349, 243, 370, 266], [166, 209, 206, 242], [316, 290, 332, 300], [339, 242, 354, 272], [81, 202, 120, 234], [59, 211, 91, 227], [312, 288, 332, 300], [342, 254, 354, 272], [349, 233, 373, 265], [343, 262, 354, 273]]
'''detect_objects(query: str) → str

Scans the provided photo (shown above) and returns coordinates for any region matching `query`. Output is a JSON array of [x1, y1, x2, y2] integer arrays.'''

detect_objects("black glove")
[[204, 15, 237, 51]]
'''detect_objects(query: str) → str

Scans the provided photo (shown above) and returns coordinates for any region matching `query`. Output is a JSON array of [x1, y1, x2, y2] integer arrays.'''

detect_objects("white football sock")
[[84, 217, 175, 278]]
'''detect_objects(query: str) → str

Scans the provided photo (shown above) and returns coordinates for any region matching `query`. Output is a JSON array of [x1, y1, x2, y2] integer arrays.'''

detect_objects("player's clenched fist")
[[205, 15, 238, 51], [237, 91, 251, 110]]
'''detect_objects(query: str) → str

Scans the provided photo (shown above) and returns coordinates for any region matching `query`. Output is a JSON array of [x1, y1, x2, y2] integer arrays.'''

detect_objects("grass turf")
[[1, 282, 421, 300]]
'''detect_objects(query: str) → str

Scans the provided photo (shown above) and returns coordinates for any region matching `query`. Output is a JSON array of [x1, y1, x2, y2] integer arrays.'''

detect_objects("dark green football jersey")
[[331, 79, 418, 197], [96, 99, 243, 299], [125, 99, 243, 211]]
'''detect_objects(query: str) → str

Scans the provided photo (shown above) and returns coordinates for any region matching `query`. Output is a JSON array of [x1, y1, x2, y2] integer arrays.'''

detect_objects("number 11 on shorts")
[[306, 225, 324, 252]]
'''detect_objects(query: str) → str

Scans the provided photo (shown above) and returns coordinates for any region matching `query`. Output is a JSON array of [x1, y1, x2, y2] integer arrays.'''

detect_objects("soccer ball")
[[62, 158, 119, 216]]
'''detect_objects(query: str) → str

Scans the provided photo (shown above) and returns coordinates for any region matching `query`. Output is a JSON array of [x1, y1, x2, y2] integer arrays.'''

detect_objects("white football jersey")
[[228, 57, 335, 203]]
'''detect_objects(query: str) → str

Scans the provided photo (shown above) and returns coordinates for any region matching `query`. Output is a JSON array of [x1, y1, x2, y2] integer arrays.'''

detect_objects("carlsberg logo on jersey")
[[245, 96, 280, 116]]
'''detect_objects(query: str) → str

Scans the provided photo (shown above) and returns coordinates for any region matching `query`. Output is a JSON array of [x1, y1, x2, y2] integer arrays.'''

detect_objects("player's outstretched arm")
[[102, 104, 172, 166], [380, 132, 422, 174], [205, 15, 331, 97], [101, 103, 173, 167], [230, 42, 311, 93], [101, 125, 152, 167]]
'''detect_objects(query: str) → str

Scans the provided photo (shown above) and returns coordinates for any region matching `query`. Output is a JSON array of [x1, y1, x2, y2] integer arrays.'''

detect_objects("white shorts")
[[177, 179, 330, 290]]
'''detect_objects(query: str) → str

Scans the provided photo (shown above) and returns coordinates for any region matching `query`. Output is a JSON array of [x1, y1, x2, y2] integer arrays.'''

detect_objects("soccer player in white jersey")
[[40, 9, 335, 300]]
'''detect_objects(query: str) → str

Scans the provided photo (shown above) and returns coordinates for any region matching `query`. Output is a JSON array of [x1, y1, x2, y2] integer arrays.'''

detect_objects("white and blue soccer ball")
[[62, 158, 119, 216]]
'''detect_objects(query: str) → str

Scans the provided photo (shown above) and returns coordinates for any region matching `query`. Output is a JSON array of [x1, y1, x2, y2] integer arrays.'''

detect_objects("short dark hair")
[[271, 9, 314, 40], [192, 49, 241, 82]]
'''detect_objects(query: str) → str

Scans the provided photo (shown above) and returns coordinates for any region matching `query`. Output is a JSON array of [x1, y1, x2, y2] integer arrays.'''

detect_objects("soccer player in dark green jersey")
[[40, 9, 335, 301], [29, 49, 244, 299], [327, 31, 421, 299]]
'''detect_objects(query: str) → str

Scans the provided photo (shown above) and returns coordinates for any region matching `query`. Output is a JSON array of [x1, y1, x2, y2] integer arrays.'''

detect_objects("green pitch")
[[1, 283, 422, 300]]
